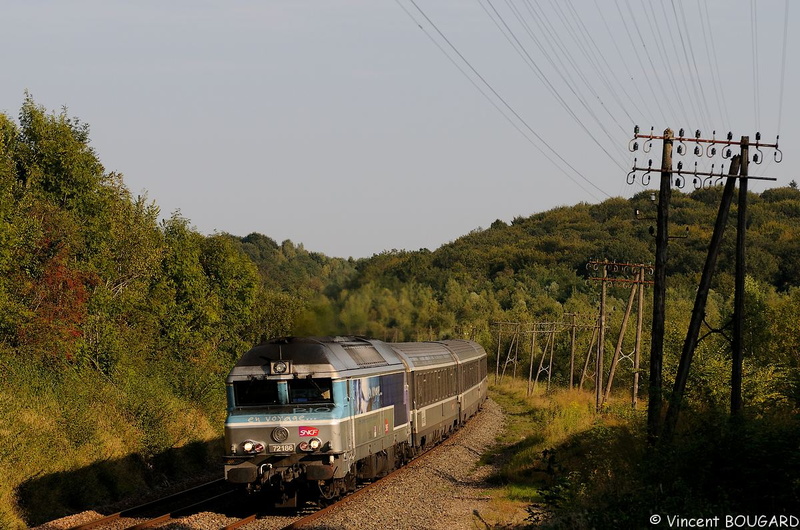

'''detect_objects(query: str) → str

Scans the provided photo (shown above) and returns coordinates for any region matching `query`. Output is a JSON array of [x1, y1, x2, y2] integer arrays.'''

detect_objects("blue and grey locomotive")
[[222, 336, 488, 506]]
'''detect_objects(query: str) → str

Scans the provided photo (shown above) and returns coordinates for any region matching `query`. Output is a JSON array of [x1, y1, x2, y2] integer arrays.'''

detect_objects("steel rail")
[[123, 490, 236, 529], [66, 478, 226, 530]]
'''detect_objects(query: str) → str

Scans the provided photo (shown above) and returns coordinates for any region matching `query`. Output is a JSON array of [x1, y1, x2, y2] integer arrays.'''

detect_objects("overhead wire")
[[477, 0, 628, 171], [698, 0, 731, 130], [751, 0, 761, 132], [672, 0, 712, 128], [541, 0, 638, 165], [612, 0, 668, 125], [659, 0, 704, 130], [395, 0, 610, 200], [675, 0, 714, 131], [560, 1, 643, 127], [639, 0, 689, 127], [590, 0, 656, 126], [394, 0, 785, 201], [621, 0, 684, 127], [777, 0, 789, 135], [545, 0, 631, 135], [670, 0, 712, 133], [391, 0, 523, 136], [539, 0, 643, 195]]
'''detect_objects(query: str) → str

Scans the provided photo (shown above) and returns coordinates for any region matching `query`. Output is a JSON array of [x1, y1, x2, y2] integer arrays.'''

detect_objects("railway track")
[[45, 401, 500, 529], [66, 478, 235, 530], [223, 422, 474, 530]]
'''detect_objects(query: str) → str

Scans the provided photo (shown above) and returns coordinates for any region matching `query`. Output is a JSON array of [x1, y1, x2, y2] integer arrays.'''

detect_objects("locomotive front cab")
[[223, 347, 352, 505], [223, 337, 412, 507]]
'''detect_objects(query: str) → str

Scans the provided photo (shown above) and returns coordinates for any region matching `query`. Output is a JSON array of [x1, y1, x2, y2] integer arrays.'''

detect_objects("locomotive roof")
[[231, 336, 405, 377]]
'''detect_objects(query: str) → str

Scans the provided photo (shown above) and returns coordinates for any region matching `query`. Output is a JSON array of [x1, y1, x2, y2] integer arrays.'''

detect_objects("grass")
[[478, 378, 635, 528], [0, 357, 225, 528], [480, 377, 800, 529], [6, 367, 798, 528]]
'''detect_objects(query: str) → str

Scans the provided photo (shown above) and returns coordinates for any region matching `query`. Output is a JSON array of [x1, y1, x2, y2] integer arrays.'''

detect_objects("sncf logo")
[[298, 427, 319, 437]]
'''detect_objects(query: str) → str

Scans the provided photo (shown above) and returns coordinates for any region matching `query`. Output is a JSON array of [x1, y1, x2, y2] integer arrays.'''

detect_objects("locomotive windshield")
[[233, 377, 333, 408], [234, 379, 280, 406], [289, 378, 332, 403]]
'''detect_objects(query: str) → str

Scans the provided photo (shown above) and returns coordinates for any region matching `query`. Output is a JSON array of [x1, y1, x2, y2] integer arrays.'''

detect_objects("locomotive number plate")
[[269, 443, 295, 453]]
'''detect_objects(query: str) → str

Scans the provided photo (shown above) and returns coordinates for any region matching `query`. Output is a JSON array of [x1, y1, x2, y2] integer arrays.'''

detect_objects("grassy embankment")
[[480, 378, 800, 529], [0, 357, 226, 529]]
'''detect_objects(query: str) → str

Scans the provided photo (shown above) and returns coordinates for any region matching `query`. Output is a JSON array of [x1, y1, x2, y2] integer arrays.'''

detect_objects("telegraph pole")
[[633, 267, 645, 409], [588, 260, 653, 408], [663, 155, 741, 441], [568, 313, 577, 390], [731, 137, 750, 416], [628, 127, 781, 438], [596, 263, 607, 412], [648, 128, 673, 442]]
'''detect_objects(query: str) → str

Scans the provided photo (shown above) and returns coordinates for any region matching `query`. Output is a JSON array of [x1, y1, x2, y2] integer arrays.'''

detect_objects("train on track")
[[222, 336, 488, 507]]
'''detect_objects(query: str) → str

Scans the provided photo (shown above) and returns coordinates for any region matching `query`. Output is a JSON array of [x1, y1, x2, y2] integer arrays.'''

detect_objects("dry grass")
[[482, 378, 646, 528], [0, 359, 224, 528]]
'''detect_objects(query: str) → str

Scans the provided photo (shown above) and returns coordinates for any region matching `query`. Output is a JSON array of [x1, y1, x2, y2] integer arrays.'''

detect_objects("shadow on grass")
[[513, 413, 800, 529], [17, 437, 225, 527]]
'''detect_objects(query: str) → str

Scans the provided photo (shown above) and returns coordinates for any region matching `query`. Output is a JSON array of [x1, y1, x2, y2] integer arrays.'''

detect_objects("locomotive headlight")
[[241, 440, 265, 454], [308, 437, 322, 451], [272, 361, 288, 374]]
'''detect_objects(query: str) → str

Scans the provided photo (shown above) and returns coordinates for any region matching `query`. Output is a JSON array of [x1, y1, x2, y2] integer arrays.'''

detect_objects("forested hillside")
[[2, 99, 800, 527], [0, 99, 330, 527]]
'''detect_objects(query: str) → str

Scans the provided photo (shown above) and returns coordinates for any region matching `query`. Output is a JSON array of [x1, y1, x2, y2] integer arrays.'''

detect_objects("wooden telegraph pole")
[[663, 155, 741, 441], [596, 264, 607, 412], [731, 138, 749, 416], [629, 127, 780, 437], [648, 128, 673, 442], [633, 267, 645, 409]]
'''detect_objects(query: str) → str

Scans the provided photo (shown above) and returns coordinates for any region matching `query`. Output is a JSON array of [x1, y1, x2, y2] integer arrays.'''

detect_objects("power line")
[[613, 0, 668, 125], [395, 0, 611, 200], [591, 0, 655, 125], [639, 0, 689, 126], [622, 0, 682, 125], [777, 0, 790, 135], [669, 0, 711, 132], [478, 0, 629, 170], [751, 0, 761, 131], [658, 0, 703, 129], [697, 0, 731, 130], [561, 0, 642, 127], [673, 0, 713, 131]]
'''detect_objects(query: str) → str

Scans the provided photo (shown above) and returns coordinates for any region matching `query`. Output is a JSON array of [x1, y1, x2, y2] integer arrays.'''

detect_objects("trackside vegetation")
[[1, 98, 800, 527], [483, 381, 800, 529]]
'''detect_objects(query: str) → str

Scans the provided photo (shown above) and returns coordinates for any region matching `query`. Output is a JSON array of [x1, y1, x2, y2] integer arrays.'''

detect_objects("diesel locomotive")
[[222, 336, 488, 506]]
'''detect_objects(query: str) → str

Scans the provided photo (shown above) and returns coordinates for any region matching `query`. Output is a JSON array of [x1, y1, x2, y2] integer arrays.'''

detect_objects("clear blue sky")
[[2, 1, 795, 258]]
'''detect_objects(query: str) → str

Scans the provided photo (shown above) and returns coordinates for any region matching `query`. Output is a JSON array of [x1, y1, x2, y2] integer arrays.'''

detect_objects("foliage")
[[0, 99, 273, 527], [3, 95, 800, 527], [487, 382, 800, 530]]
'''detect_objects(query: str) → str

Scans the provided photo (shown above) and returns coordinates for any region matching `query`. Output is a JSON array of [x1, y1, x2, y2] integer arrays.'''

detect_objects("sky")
[[1, 1, 796, 258]]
